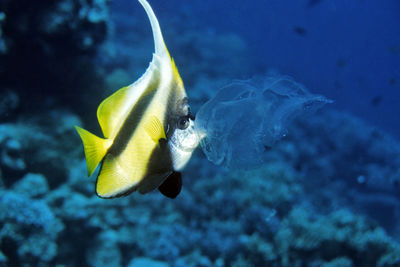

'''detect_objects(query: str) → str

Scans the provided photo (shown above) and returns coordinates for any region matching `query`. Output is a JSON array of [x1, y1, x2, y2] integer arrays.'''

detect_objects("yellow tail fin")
[[74, 126, 112, 177]]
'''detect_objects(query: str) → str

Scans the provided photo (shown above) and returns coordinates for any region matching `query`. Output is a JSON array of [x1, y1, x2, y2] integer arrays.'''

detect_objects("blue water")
[[1, 0, 400, 266], [126, 0, 400, 138]]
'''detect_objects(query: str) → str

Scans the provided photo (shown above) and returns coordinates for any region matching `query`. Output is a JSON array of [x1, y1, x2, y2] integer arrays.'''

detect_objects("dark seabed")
[[0, 0, 400, 266]]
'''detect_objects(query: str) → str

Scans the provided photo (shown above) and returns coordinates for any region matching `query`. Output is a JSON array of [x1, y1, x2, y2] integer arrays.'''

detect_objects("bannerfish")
[[75, 0, 200, 199]]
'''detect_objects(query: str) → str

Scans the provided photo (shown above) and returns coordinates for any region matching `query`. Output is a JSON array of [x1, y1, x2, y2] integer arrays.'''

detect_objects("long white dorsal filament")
[[138, 0, 168, 58]]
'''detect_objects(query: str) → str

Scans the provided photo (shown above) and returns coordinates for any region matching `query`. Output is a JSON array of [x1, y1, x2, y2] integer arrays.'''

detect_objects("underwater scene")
[[1, 0, 400, 266]]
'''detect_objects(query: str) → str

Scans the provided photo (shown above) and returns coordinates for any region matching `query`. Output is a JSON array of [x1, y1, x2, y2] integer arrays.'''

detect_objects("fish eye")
[[177, 117, 189, 130]]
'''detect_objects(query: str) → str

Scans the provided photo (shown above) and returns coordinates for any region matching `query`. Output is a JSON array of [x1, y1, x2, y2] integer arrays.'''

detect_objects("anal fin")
[[96, 154, 132, 198], [158, 172, 182, 199]]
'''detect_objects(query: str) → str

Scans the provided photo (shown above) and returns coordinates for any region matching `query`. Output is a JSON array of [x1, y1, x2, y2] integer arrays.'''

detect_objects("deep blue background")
[[112, 0, 400, 138]]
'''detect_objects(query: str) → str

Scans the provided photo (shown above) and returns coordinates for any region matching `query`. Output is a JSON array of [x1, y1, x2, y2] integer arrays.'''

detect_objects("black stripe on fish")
[[137, 78, 184, 194], [107, 73, 161, 157]]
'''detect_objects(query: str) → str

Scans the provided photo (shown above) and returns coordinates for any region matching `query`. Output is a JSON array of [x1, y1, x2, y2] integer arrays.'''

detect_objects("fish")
[[388, 46, 400, 55], [307, 0, 323, 7], [293, 26, 307, 36], [337, 58, 346, 68], [389, 78, 398, 86], [74, 0, 200, 199], [370, 95, 382, 107]]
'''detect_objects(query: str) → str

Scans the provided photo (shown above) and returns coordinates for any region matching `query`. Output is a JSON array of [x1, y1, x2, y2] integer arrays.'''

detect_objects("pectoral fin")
[[144, 115, 166, 143], [158, 171, 182, 199]]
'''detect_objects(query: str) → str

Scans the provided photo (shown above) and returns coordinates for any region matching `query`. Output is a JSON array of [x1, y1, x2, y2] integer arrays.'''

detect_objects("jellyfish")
[[194, 76, 332, 169]]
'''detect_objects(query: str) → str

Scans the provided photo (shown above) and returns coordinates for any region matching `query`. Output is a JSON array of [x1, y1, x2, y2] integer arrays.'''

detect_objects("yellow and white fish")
[[75, 0, 200, 199]]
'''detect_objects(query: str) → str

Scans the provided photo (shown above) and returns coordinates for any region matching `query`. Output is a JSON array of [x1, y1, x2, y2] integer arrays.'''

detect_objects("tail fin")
[[75, 126, 112, 177]]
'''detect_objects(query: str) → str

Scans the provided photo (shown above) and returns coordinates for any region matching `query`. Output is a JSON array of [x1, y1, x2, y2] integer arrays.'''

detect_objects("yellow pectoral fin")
[[75, 126, 112, 177], [144, 115, 166, 143]]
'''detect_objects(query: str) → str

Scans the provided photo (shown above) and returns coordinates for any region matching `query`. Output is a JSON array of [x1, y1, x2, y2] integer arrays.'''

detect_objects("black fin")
[[158, 172, 182, 199]]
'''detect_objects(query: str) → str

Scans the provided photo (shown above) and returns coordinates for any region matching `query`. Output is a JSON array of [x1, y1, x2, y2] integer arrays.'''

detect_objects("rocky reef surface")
[[1, 103, 400, 266], [0, 0, 110, 115]]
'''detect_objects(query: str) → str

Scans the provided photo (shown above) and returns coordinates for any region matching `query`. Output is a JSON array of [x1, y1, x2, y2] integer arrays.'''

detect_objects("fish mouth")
[[169, 121, 201, 153]]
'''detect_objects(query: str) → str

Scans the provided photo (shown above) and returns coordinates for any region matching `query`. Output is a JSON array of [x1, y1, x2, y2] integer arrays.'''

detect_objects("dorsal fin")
[[97, 86, 131, 139], [138, 0, 169, 58]]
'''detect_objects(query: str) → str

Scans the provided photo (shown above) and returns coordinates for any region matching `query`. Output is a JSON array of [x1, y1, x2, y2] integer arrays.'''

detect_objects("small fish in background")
[[388, 46, 400, 55], [389, 78, 399, 87], [75, 0, 200, 199], [293, 26, 307, 36], [370, 95, 382, 107], [307, 0, 323, 8], [337, 58, 346, 68]]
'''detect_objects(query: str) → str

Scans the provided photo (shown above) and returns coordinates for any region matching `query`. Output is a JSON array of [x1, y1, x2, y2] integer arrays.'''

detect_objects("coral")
[[0, 0, 109, 57], [0, 107, 400, 267], [288, 110, 400, 196], [323, 257, 353, 267], [0, 11, 5, 54], [0, 133, 25, 173], [174, 250, 214, 267], [127, 257, 169, 267], [0, 250, 6, 264], [274, 207, 400, 266], [240, 233, 277, 263], [280, 110, 400, 236], [0, 191, 64, 264], [0, 90, 18, 121], [86, 230, 122, 267], [0, 191, 63, 236], [0, 0, 110, 114], [169, 27, 249, 81], [0, 109, 82, 188], [12, 173, 49, 198], [167, 26, 253, 112], [104, 68, 132, 96]]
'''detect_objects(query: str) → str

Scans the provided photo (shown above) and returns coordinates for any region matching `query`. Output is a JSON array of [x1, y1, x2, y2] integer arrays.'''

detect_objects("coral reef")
[[274, 208, 400, 266], [0, 109, 82, 188], [1, 107, 400, 266], [0, 11, 5, 54], [281, 110, 400, 238], [0, 0, 110, 113], [0, 189, 64, 265]]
